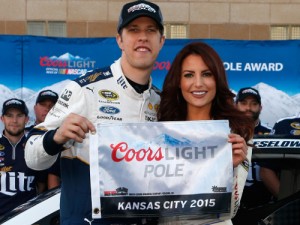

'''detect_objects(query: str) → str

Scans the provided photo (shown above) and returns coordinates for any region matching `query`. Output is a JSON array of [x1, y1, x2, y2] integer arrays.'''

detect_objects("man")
[[25, 89, 58, 132], [26, 90, 60, 191], [33, 89, 59, 125], [235, 87, 271, 135], [259, 113, 300, 224], [233, 87, 272, 225], [260, 113, 300, 199], [35, 90, 60, 190], [25, 1, 165, 224], [0, 98, 41, 216]]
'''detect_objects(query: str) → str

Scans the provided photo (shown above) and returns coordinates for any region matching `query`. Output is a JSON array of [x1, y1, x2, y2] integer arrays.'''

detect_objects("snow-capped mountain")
[[0, 81, 299, 133], [292, 93, 300, 103], [132, 132, 194, 151], [0, 79, 71, 131], [0, 84, 16, 100], [50, 53, 88, 61], [233, 83, 299, 128], [14, 87, 36, 99], [154, 133, 192, 146], [253, 82, 300, 127], [24, 79, 71, 126]]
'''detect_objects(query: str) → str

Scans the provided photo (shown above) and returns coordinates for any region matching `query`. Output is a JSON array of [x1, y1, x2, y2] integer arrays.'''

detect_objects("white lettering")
[[0, 172, 35, 196], [244, 63, 283, 71], [144, 164, 184, 177], [118, 201, 161, 210], [223, 62, 242, 71]]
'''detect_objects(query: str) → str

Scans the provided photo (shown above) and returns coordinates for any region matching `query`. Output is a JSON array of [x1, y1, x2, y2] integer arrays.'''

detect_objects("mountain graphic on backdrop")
[[255, 82, 300, 127], [294, 94, 300, 103], [0, 84, 16, 101], [0, 81, 299, 132], [0, 79, 71, 131], [50, 52, 89, 61], [15, 87, 36, 100], [232, 82, 300, 128], [153, 133, 192, 146], [132, 132, 193, 151]]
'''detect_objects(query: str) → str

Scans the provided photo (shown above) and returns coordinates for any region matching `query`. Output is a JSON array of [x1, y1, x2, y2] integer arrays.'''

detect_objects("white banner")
[[90, 120, 233, 222]]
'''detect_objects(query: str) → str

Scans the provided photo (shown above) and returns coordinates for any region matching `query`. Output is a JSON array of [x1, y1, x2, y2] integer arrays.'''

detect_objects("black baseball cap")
[[2, 98, 29, 116], [236, 87, 261, 104], [36, 90, 58, 104], [117, 0, 164, 33]]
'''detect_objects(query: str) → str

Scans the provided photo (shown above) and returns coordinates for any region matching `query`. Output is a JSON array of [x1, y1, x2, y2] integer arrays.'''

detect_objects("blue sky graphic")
[[0, 36, 299, 95]]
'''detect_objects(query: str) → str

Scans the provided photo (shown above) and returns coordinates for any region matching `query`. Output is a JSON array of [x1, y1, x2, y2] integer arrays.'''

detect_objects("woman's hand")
[[228, 133, 248, 167]]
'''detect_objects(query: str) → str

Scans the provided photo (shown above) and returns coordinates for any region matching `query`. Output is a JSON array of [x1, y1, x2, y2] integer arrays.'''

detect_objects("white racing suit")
[[25, 58, 160, 225]]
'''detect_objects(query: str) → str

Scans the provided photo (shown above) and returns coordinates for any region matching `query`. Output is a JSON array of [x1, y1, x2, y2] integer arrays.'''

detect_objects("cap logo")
[[242, 89, 258, 95], [128, 3, 156, 14], [5, 99, 22, 106], [41, 91, 57, 97]]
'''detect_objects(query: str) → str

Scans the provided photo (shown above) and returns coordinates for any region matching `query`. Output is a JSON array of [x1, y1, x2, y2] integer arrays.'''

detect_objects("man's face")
[[34, 99, 56, 124], [236, 96, 262, 121], [116, 16, 165, 75], [1, 108, 28, 137]]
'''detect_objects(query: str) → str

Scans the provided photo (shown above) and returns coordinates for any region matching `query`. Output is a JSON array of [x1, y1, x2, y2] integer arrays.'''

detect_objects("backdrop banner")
[[89, 120, 233, 223], [0, 36, 300, 130]]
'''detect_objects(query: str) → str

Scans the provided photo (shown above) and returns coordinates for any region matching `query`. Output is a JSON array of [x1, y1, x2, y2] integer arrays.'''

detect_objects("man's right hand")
[[53, 113, 96, 145]]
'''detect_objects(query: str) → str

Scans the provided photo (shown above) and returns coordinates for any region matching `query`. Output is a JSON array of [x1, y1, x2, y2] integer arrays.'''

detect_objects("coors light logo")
[[40, 52, 96, 75]]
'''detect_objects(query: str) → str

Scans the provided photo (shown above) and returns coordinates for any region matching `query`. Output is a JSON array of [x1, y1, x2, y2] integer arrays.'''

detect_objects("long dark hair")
[[158, 42, 254, 142]]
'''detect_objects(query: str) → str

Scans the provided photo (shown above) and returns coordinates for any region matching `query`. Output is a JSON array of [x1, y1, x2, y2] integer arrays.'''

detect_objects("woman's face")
[[180, 54, 216, 116]]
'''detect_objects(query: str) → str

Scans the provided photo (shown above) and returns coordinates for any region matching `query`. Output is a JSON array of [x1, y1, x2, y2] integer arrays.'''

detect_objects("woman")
[[158, 42, 254, 225]]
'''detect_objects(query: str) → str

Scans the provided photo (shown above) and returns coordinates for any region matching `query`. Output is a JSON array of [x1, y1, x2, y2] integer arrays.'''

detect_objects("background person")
[[0, 98, 43, 216], [26, 89, 60, 191], [25, 0, 165, 224], [235, 87, 271, 135], [33, 89, 59, 125], [34, 90, 61, 190], [260, 113, 300, 199], [259, 113, 300, 225], [233, 87, 272, 225], [157, 41, 254, 225], [25, 89, 59, 132]]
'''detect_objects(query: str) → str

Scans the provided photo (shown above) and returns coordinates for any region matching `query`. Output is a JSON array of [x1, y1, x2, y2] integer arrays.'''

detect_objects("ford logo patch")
[[99, 106, 120, 114]]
